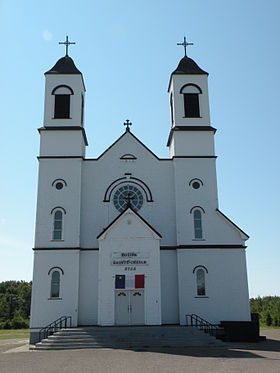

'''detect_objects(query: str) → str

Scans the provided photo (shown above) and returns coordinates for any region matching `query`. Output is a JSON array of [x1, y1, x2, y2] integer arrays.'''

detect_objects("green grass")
[[260, 325, 280, 330], [0, 329, 29, 340]]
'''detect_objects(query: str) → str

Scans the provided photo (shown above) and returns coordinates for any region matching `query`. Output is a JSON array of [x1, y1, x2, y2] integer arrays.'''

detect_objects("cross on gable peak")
[[124, 119, 132, 132]]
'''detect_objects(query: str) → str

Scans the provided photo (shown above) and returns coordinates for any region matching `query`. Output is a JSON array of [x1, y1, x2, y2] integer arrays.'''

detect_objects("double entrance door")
[[115, 290, 145, 325]]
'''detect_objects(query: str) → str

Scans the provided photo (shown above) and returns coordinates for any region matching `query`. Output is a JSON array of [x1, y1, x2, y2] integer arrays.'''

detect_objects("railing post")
[[38, 315, 73, 343]]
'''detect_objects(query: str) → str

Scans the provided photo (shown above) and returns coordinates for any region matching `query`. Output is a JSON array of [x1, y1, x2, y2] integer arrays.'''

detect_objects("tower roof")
[[172, 56, 208, 76], [45, 55, 82, 75]]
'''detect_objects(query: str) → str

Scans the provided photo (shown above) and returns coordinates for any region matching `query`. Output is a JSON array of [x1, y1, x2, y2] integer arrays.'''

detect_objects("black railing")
[[186, 313, 219, 336], [39, 315, 72, 342]]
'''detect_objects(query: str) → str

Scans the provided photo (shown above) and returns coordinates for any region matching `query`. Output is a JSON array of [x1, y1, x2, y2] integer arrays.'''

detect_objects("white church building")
[[30, 40, 251, 343]]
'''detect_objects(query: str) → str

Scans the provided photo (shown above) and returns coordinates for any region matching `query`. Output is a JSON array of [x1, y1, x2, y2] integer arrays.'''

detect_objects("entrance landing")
[[35, 325, 225, 350]]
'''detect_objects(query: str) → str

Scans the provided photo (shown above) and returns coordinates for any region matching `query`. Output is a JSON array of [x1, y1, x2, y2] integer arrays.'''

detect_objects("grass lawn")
[[0, 329, 29, 340], [260, 325, 280, 330]]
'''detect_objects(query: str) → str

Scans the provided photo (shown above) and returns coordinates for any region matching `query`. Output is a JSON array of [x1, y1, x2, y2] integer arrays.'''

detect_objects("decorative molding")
[[51, 85, 74, 95], [216, 209, 249, 239], [104, 177, 153, 202], [48, 266, 64, 275], [38, 156, 84, 159], [160, 245, 247, 250], [179, 83, 202, 94], [167, 125, 217, 146], [38, 126, 88, 146], [97, 206, 162, 240], [50, 206, 66, 215], [51, 178, 67, 187], [178, 244, 247, 249], [193, 265, 208, 274], [190, 206, 205, 214], [33, 247, 81, 251], [189, 178, 203, 186], [120, 154, 137, 160]]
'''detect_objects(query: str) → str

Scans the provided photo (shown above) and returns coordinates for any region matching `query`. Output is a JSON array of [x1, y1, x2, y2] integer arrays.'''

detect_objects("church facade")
[[30, 46, 251, 343]]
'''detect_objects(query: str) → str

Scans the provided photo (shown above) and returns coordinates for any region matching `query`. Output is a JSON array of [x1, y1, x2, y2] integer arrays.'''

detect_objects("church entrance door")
[[115, 290, 144, 325]]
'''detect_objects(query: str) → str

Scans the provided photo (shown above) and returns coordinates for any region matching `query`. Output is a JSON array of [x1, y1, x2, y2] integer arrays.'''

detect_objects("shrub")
[[10, 314, 29, 329]]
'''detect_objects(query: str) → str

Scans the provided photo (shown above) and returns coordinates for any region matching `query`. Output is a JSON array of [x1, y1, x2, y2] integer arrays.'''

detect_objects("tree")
[[0, 281, 32, 328]]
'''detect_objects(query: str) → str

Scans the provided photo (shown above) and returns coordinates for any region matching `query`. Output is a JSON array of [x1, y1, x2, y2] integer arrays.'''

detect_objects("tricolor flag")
[[115, 275, 125, 289], [135, 274, 145, 289]]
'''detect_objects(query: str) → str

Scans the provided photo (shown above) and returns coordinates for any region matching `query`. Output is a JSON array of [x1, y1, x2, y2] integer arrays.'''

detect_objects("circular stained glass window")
[[113, 185, 144, 212]]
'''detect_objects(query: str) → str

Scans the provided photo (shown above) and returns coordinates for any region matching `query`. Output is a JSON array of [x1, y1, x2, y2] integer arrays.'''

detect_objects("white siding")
[[160, 251, 179, 324], [78, 251, 99, 325]]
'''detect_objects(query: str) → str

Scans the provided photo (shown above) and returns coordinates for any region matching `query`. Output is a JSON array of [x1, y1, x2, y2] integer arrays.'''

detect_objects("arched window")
[[52, 85, 74, 119], [193, 209, 203, 239], [50, 270, 60, 298], [196, 268, 206, 296], [180, 84, 202, 118], [51, 208, 66, 240]]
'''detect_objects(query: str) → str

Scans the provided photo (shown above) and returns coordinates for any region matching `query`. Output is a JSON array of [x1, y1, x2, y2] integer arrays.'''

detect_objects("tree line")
[[0, 281, 279, 328], [250, 296, 280, 327], [0, 281, 31, 328]]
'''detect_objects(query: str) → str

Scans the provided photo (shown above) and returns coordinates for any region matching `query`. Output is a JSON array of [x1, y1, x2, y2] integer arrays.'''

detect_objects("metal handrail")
[[39, 315, 72, 342], [186, 313, 219, 336]]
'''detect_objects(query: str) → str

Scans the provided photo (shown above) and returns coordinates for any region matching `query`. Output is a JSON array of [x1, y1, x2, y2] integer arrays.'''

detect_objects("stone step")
[[43, 337, 212, 344], [35, 326, 225, 350]]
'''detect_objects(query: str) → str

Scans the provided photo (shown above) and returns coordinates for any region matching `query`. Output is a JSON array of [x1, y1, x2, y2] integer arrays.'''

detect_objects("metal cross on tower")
[[177, 36, 193, 57], [59, 35, 76, 56], [124, 119, 132, 131]]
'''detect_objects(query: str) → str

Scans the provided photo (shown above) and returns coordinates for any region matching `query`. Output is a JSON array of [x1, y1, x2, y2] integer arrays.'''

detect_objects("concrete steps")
[[35, 326, 225, 350]]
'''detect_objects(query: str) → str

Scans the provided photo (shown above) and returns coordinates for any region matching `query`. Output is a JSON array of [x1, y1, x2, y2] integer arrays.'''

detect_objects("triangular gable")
[[95, 129, 164, 161], [97, 206, 162, 240], [216, 209, 249, 240]]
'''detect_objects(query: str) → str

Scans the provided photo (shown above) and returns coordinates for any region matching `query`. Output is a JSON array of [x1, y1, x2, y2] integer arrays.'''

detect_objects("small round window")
[[190, 179, 203, 190], [113, 185, 144, 212], [55, 182, 64, 190], [192, 181, 200, 190]]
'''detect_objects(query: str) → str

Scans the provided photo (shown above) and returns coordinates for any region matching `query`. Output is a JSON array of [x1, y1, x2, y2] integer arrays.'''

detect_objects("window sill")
[[192, 239, 205, 241], [48, 297, 62, 300], [52, 117, 72, 120], [195, 296, 209, 299], [183, 116, 202, 119], [50, 240, 64, 242]]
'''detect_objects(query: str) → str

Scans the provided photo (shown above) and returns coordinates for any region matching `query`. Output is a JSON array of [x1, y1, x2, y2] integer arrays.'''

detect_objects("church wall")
[[80, 134, 177, 247], [78, 251, 99, 325], [169, 131, 215, 157], [39, 131, 85, 157], [35, 159, 82, 248], [30, 250, 80, 343], [177, 248, 251, 324], [160, 250, 179, 324], [172, 158, 244, 245]]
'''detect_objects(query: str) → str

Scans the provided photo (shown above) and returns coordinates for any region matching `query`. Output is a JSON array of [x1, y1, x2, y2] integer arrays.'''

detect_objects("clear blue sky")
[[0, 0, 279, 297]]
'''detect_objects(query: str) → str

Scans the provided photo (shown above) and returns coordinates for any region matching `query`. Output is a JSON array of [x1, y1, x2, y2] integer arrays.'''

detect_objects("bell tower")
[[167, 37, 215, 158], [40, 36, 87, 157]]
